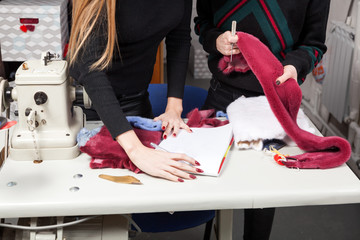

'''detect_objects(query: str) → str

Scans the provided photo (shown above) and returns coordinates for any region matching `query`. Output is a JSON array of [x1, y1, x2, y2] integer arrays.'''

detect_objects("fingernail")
[[190, 129, 193, 133], [178, 178, 184, 182], [163, 135, 167, 139], [276, 80, 281, 85], [195, 161, 201, 166], [189, 174, 197, 179], [196, 168, 204, 173], [173, 133, 176, 137], [162, 126, 165, 130]]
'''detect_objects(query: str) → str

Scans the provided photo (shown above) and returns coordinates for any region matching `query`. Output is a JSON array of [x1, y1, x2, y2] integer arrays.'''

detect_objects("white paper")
[[158, 124, 233, 176]]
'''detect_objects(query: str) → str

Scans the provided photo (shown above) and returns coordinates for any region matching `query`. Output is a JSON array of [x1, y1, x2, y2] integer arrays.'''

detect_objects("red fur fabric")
[[218, 53, 250, 74], [186, 108, 229, 127], [81, 108, 228, 171], [82, 127, 162, 172], [232, 32, 351, 169]]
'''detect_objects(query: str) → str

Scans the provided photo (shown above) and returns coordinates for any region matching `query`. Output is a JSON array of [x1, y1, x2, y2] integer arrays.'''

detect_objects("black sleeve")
[[282, 0, 330, 83], [69, 27, 132, 139], [194, 0, 223, 55], [166, 0, 193, 99]]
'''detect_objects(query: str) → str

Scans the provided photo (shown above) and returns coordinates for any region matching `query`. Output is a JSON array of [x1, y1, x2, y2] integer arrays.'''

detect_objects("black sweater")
[[70, 0, 192, 139], [195, 0, 330, 93]]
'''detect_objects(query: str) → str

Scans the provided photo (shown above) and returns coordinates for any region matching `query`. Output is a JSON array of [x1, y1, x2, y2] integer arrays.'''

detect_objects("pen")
[[230, 20, 237, 62]]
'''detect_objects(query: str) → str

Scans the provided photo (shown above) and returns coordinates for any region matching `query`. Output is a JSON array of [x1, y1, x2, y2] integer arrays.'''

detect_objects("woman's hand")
[[216, 31, 240, 56], [154, 97, 191, 139], [275, 65, 298, 85], [117, 130, 202, 182]]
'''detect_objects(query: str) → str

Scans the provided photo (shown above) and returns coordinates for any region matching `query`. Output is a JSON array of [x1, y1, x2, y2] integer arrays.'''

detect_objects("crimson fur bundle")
[[229, 32, 351, 169], [81, 109, 228, 171]]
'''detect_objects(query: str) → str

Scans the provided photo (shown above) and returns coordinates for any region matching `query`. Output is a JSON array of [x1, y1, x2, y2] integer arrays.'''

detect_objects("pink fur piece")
[[218, 53, 250, 74], [186, 108, 229, 128], [235, 32, 351, 169], [218, 56, 234, 74]]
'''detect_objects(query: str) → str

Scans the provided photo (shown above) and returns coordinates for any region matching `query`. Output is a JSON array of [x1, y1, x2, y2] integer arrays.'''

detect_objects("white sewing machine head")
[[0, 52, 85, 161]]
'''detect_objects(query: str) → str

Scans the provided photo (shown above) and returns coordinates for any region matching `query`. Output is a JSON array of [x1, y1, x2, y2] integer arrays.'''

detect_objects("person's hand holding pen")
[[216, 31, 240, 56], [116, 130, 203, 182]]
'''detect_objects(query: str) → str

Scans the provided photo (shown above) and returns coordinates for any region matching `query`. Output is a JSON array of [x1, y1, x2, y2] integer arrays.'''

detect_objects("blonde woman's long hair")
[[68, 0, 117, 71]]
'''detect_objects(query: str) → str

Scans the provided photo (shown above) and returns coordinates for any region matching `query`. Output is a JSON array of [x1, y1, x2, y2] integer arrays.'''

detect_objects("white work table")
[[1, 125, 360, 239]]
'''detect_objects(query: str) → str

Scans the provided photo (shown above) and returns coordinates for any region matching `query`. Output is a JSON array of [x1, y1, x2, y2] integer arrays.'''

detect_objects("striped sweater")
[[194, 0, 330, 93]]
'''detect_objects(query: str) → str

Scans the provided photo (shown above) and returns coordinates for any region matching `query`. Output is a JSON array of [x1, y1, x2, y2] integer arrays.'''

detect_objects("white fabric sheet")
[[227, 95, 315, 150]]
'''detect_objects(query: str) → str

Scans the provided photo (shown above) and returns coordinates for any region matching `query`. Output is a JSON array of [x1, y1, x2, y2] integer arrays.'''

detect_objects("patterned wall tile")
[[0, 0, 68, 61]]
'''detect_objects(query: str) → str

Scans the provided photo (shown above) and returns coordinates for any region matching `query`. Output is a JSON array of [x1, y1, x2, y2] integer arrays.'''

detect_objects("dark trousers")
[[243, 208, 275, 240], [202, 77, 263, 112], [83, 89, 154, 120], [203, 77, 275, 240]]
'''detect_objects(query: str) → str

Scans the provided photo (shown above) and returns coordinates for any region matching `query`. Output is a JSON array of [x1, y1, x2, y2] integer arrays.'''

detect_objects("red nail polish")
[[178, 178, 184, 182], [163, 135, 167, 139], [162, 126, 165, 130], [189, 174, 197, 179], [173, 133, 176, 137], [195, 161, 201, 166], [196, 168, 204, 173], [190, 129, 193, 133]]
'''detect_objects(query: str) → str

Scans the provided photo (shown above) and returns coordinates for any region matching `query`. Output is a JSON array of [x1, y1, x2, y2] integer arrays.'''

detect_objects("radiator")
[[321, 21, 355, 123], [304, 6, 360, 164]]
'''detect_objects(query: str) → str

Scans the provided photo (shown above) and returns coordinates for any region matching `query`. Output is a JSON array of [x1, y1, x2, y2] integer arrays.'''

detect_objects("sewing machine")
[[0, 52, 87, 161]]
